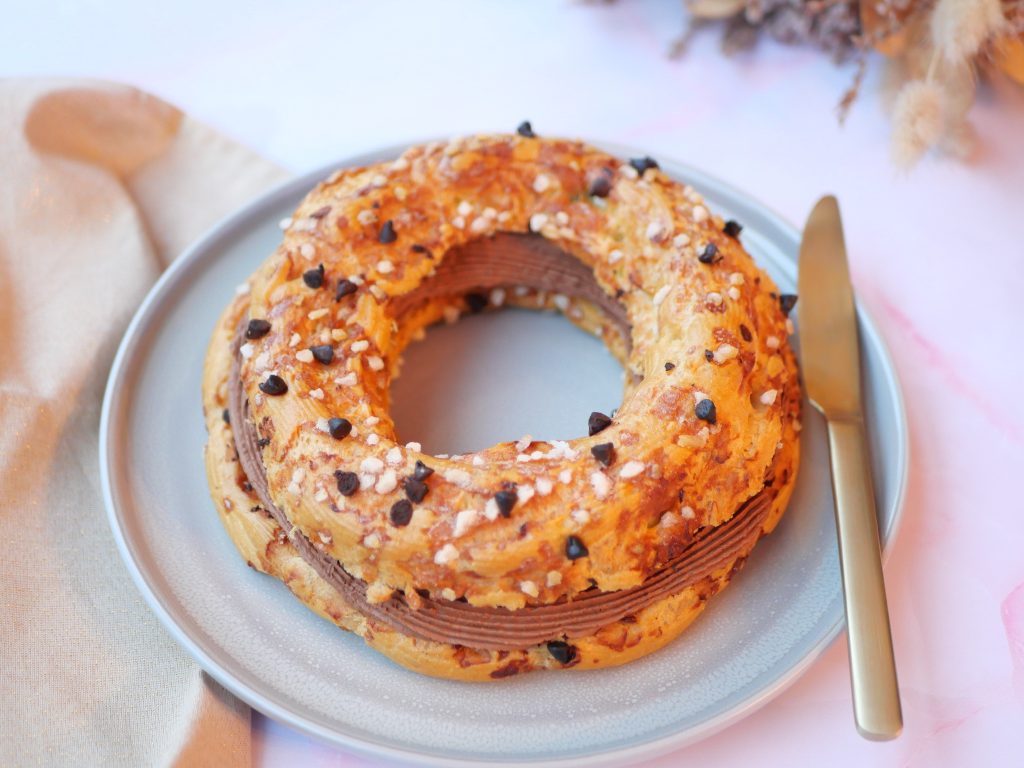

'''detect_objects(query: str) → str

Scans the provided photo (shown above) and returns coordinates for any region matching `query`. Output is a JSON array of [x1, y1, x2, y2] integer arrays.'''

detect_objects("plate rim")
[[99, 140, 909, 767]]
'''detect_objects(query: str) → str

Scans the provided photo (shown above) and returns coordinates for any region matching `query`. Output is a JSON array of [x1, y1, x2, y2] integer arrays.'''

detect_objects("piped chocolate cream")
[[229, 236, 772, 650], [389, 234, 631, 335]]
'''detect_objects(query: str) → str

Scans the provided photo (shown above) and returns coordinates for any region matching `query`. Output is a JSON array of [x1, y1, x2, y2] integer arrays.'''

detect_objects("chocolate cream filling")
[[228, 234, 771, 650], [389, 234, 630, 335]]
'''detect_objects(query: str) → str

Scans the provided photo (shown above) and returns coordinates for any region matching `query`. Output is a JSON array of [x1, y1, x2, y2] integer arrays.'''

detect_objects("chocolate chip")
[[335, 278, 358, 301], [588, 173, 612, 198], [302, 263, 325, 289], [259, 375, 288, 396], [245, 319, 271, 339], [222, 409, 230, 424], [310, 206, 331, 219], [516, 120, 536, 138], [411, 243, 431, 256], [704, 349, 714, 361], [310, 345, 334, 364], [695, 398, 717, 424], [565, 535, 589, 560], [779, 294, 798, 316], [389, 499, 413, 527], [413, 460, 434, 481], [465, 292, 487, 313], [664, 362, 676, 371], [257, 437, 270, 449], [678, 488, 686, 502], [698, 243, 719, 264], [629, 156, 659, 176], [327, 417, 352, 440], [723, 219, 743, 238], [404, 477, 428, 503], [588, 411, 612, 436], [546, 641, 577, 664], [334, 470, 359, 496], [379, 220, 397, 244], [740, 324, 752, 342], [590, 442, 614, 466], [494, 490, 517, 518]]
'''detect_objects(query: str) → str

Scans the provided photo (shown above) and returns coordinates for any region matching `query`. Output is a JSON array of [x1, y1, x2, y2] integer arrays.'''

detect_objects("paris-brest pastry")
[[203, 131, 801, 680]]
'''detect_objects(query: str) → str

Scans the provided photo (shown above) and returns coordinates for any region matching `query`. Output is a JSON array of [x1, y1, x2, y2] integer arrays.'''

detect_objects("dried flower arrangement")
[[672, 0, 1024, 166]]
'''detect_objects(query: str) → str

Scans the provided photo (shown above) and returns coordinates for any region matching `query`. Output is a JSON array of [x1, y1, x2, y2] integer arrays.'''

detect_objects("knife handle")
[[826, 417, 903, 740]]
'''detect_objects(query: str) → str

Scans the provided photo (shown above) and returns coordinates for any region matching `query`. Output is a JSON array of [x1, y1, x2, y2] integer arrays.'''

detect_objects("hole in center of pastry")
[[390, 307, 624, 456]]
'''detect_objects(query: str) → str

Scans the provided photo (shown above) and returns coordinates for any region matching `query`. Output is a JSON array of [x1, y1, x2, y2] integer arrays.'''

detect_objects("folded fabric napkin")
[[0, 78, 288, 767]]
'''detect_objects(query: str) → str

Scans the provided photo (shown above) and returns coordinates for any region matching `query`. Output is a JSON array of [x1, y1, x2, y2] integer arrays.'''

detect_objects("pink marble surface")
[[6, 0, 1022, 764]]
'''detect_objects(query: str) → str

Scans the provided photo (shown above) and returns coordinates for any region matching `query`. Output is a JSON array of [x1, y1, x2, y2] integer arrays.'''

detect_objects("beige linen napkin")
[[0, 79, 288, 767]]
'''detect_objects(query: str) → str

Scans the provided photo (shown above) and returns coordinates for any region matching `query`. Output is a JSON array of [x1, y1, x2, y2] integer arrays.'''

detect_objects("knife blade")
[[798, 195, 903, 740]]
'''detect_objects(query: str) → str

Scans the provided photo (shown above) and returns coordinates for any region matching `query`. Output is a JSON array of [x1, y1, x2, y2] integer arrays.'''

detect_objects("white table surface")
[[5, 1, 1023, 765]]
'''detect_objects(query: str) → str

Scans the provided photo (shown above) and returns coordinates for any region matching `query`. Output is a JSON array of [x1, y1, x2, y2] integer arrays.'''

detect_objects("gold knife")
[[798, 195, 903, 740]]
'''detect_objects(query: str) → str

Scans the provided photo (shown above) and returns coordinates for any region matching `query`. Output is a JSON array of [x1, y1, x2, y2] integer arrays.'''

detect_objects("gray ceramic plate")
[[100, 143, 907, 767]]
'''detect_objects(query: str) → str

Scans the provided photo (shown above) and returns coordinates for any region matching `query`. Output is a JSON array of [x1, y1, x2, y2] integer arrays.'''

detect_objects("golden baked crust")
[[203, 294, 800, 679], [228, 135, 800, 613]]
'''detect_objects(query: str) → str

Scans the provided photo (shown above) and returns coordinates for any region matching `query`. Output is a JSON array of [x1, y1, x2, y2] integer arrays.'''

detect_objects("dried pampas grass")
[[931, 0, 1007, 62], [659, 0, 1024, 167], [891, 80, 945, 168]]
